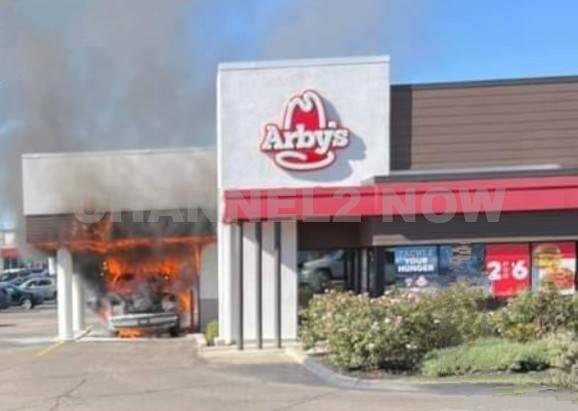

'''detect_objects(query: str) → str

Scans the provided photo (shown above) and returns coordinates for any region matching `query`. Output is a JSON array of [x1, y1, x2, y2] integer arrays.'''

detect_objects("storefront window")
[[439, 244, 486, 287], [300, 242, 578, 306], [298, 249, 346, 308], [385, 244, 487, 292]]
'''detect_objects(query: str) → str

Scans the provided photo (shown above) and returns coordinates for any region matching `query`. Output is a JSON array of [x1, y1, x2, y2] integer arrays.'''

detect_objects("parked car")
[[19, 277, 57, 300], [0, 283, 44, 309], [299, 250, 345, 292], [0, 287, 10, 309], [0, 269, 31, 284]]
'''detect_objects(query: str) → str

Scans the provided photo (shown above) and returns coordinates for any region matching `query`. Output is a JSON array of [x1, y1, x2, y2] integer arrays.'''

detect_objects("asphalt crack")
[[47, 378, 87, 411]]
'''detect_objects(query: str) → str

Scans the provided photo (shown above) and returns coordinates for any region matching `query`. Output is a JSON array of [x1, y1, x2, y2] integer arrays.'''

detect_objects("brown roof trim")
[[393, 74, 578, 91], [368, 167, 578, 184]]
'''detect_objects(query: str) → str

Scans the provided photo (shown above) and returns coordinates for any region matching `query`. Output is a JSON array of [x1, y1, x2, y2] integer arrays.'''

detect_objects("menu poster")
[[394, 246, 440, 289], [532, 242, 576, 295], [485, 244, 531, 297], [439, 244, 486, 288]]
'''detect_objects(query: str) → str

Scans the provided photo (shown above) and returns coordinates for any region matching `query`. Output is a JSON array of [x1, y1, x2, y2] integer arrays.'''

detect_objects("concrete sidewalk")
[[0, 338, 576, 411]]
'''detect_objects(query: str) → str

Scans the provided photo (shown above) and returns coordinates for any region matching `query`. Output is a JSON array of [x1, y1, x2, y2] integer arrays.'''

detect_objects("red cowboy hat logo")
[[260, 90, 350, 171]]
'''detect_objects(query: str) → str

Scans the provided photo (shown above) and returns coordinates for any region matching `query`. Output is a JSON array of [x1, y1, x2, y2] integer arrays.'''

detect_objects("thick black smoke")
[[0, 0, 428, 248]]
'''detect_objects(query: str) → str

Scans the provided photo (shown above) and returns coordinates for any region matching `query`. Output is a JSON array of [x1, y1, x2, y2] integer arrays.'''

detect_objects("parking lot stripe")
[[35, 340, 66, 357]]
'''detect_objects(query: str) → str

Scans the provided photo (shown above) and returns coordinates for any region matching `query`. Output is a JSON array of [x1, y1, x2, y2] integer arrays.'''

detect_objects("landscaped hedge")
[[494, 285, 578, 342], [300, 284, 494, 371], [300, 284, 578, 375], [421, 338, 551, 377]]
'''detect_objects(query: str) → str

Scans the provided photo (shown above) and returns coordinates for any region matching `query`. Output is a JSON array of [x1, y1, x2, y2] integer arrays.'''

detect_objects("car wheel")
[[21, 298, 33, 310]]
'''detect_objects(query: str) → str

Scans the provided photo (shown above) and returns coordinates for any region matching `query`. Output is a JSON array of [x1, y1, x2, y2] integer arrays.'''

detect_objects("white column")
[[48, 256, 56, 276], [72, 270, 85, 334], [218, 219, 298, 345], [281, 221, 298, 341], [241, 223, 257, 341], [218, 221, 237, 344], [261, 222, 276, 340], [56, 247, 73, 341]]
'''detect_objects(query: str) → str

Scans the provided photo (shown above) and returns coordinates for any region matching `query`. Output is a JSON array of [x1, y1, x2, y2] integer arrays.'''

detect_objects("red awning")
[[223, 176, 578, 222], [0, 248, 19, 259]]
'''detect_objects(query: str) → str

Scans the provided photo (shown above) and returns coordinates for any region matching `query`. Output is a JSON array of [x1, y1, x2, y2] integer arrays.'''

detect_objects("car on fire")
[[104, 273, 181, 337]]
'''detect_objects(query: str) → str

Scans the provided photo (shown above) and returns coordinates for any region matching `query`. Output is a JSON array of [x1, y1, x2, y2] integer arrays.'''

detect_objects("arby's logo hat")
[[260, 90, 350, 171]]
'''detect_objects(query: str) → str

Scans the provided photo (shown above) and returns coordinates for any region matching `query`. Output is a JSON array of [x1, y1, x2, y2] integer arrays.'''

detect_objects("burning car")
[[93, 241, 204, 338], [104, 272, 181, 337]]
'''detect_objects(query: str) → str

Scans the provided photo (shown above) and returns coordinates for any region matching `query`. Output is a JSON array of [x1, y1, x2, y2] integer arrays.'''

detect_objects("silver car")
[[20, 277, 57, 300]]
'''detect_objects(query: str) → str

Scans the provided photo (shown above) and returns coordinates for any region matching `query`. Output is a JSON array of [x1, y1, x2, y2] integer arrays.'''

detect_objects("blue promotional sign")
[[393, 246, 439, 288], [394, 246, 438, 276], [439, 244, 486, 285]]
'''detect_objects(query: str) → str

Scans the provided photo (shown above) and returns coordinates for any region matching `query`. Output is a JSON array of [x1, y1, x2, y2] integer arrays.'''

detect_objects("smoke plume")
[[0, 0, 428, 250]]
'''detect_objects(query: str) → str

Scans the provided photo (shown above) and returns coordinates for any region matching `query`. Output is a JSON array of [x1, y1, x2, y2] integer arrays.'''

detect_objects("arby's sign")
[[260, 90, 350, 171]]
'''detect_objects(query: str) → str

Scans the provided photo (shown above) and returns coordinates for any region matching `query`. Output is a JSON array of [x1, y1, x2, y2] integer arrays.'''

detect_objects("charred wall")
[[26, 208, 215, 247]]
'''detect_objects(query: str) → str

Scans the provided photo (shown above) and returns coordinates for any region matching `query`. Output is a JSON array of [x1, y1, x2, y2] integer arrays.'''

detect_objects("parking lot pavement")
[[0, 302, 102, 346], [1, 311, 577, 411], [0, 302, 59, 345], [0, 339, 576, 411]]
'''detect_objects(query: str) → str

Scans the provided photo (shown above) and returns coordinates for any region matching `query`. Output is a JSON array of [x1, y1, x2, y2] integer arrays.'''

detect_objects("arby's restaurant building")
[[217, 55, 578, 347], [21, 55, 578, 344]]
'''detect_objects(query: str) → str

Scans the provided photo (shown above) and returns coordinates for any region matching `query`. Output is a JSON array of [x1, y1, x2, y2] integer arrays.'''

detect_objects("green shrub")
[[495, 286, 578, 342], [204, 320, 219, 346], [300, 290, 348, 350], [299, 284, 578, 373], [299, 285, 494, 371], [326, 293, 387, 370], [544, 332, 578, 389], [416, 284, 496, 342], [422, 339, 551, 377]]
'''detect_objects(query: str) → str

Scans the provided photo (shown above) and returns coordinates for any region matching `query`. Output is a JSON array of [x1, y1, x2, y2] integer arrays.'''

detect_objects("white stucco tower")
[[217, 56, 391, 346]]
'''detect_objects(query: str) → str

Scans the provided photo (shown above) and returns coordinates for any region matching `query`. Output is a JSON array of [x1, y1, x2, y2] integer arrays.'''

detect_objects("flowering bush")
[[300, 285, 494, 371], [494, 285, 578, 342]]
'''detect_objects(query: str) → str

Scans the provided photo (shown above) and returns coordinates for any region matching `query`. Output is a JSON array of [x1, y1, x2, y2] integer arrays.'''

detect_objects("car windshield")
[[0, 273, 17, 281]]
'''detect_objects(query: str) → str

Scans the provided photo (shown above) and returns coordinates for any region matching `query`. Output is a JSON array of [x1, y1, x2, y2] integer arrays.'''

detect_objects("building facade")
[[218, 56, 578, 347], [22, 56, 578, 343]]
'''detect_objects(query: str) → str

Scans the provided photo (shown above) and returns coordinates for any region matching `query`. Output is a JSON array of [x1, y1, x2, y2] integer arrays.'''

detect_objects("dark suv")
[[0, 284, 44, 309]]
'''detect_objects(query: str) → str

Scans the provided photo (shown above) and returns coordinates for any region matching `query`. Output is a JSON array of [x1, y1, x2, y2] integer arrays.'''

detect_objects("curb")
[[283, 347, 533, 395], [284, 347, 424, 392]]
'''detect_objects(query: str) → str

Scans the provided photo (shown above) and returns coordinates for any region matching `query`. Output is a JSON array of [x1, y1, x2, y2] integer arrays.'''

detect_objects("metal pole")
[[344, 250, 351, 290], [237, 222, 244, 350], [355, 248, 364, 294], [274, 221, 282, 349], [365, 248, 371, 293], [255, 222, 263, 349], [349, 250, 356, 293]]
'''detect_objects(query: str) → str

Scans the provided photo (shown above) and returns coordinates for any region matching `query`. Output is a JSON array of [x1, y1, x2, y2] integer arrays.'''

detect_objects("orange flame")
[[103, 243, 202, 329], [31, 215, 215, 336]]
